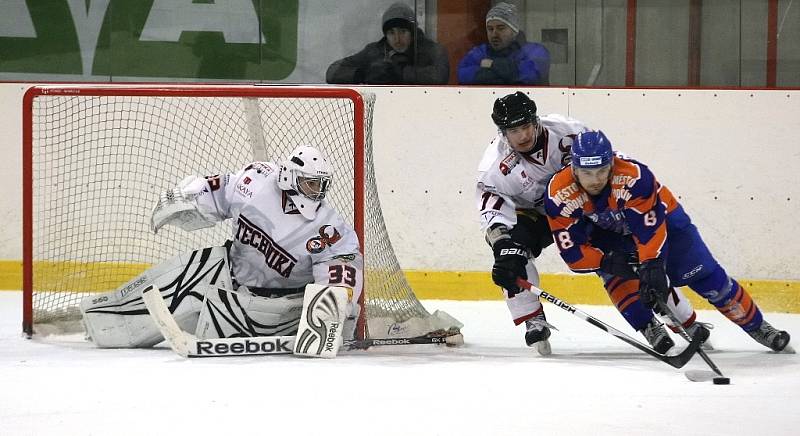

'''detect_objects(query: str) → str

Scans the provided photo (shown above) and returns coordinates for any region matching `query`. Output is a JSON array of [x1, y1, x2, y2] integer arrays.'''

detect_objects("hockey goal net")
[[22, 85, 461, 341]]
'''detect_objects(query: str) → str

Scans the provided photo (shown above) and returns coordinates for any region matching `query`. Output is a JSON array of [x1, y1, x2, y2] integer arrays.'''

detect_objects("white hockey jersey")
[[476, 114, 589, 231], [191, 161, 363, 297]]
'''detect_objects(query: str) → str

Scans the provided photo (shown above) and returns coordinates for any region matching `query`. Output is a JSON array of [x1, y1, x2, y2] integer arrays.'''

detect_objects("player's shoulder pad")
[[478, 136, 521, 177], [540, 113, 589, 135], [544, 167, 586, 219], [612, 154, 649, 178], [546, 165, 576, 197], [477, 156, 522, 198], [476, 134, 507, 172], [611, 155, 656, 198]]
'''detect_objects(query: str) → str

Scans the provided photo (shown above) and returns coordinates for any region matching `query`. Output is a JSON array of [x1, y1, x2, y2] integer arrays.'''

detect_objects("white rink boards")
[[2, 84, 799, 280]]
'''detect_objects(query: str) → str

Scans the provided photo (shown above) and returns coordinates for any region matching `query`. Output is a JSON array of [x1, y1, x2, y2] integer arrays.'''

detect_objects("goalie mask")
[[278, 146, 333, 220]]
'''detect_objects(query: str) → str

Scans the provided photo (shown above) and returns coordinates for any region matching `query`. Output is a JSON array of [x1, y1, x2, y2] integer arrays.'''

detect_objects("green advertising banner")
[[0, 0, 298, 80], [0, 1, 83, 75]]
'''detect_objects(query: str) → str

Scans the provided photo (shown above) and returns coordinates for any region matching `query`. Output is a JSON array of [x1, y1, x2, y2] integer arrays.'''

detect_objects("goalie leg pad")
[[82, 285, 203, 348], [294, 284, 350, 358], [80, 246, 231, 347], [194, 287, 304, 339]]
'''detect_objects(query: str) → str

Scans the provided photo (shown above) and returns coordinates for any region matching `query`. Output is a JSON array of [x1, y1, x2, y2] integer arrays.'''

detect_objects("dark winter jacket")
[[326, 28, 449, 85], [457, 32, 550, 85]]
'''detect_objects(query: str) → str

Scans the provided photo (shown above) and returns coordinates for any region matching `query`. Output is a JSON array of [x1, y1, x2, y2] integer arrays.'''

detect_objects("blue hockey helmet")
[[571, 130, 613, 169]]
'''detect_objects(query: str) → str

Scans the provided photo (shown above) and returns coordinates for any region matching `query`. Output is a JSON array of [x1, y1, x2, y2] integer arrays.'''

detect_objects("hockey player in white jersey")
[[81, 146, 363, 354], [476, 92, 703, 354], [477, 92, 583, 354]]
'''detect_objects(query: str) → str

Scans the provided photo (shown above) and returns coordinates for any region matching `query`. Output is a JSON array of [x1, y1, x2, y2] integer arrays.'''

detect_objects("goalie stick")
[[516, 278, 708, 369], [142, 285, 462, 358]]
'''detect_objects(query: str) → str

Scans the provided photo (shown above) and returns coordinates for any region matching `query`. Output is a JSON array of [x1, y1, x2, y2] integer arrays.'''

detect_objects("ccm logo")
[[499, 248, 525, 256]]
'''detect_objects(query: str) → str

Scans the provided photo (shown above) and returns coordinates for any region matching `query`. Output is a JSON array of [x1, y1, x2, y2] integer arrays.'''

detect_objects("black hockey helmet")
[[491, 91, 538, 130]]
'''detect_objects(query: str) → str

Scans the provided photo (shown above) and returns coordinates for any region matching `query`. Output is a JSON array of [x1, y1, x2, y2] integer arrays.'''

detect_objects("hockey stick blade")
[[684, 370, 717, 382], [343, 333, 464, 350], [654, 299, 727, 378], [189, 334, 462, 356]]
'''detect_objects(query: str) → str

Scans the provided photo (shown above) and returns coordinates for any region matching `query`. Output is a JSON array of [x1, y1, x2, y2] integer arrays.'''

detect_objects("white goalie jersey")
[[476, 114, 589, 231], [185, 162, 363, 297]]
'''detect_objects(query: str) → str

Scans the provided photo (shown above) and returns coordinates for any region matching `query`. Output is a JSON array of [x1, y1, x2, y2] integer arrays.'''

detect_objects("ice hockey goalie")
[[80, 146, 364, 353]]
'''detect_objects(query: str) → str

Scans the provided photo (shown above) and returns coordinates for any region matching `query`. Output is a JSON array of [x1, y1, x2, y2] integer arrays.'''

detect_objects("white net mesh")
[[25, 86, 460, 339]]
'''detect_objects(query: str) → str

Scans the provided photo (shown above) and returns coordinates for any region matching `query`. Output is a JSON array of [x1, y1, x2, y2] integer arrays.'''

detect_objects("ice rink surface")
[[1, 290, 798, 436]]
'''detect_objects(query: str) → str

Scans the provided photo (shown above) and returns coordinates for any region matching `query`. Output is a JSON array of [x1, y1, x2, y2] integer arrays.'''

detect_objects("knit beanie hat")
[[382, 2, 416, 34], [486, 2, 520, 33]]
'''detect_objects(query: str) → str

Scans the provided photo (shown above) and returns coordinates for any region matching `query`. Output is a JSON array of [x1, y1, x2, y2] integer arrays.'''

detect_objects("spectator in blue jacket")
[[458, 2, 550, 85]]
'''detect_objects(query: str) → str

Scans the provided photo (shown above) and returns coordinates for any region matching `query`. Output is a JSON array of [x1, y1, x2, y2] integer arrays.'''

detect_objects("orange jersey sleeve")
[[612, 157, 668, 262]]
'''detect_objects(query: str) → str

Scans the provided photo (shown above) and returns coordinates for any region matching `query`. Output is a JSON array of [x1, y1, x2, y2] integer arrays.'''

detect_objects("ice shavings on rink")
[[1, 291, 798, 436]]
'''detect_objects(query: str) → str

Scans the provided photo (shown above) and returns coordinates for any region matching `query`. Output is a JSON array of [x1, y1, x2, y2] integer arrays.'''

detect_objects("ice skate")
[[525, 311, 553, 356], [748, 320, 793, 353], [640, 318, 675, 354]]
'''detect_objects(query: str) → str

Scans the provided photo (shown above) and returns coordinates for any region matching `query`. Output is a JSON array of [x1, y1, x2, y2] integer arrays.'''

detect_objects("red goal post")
[[22, 84, 461, 341]]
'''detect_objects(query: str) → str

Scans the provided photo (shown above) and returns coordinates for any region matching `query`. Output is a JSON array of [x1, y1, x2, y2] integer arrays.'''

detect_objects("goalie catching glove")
[[151, 175, 217, 234]]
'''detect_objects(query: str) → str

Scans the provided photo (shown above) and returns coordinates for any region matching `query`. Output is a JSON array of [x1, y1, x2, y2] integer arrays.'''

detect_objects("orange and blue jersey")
[[545, 154, 765, 332], [544, 154, 684, 272]]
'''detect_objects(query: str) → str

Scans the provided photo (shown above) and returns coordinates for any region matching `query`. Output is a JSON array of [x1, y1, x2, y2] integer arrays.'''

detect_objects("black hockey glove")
[[638, 258, 669, 309], [599, 251, 638, 280], [492, 239, 528, 296]]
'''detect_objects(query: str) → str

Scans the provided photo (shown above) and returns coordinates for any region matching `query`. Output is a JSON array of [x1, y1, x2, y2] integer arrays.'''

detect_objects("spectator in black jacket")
[[326, 2, 449, 85]]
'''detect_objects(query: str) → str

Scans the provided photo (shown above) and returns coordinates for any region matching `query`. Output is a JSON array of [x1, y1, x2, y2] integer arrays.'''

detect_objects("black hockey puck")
[[713, 377, 730, 385]]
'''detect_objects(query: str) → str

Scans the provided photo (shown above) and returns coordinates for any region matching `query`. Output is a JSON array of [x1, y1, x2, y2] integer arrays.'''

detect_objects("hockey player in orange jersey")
[[544, 130, 792, 352]]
